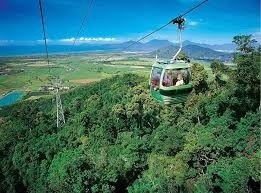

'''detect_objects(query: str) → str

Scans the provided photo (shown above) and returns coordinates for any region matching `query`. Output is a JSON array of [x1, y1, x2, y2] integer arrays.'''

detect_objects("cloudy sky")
[[0, 0, 260, 45]]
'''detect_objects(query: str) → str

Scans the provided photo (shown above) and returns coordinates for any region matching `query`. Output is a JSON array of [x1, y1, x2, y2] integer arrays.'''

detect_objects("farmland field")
[[0, 51, 215, 100], [0, 52, 154, 95]]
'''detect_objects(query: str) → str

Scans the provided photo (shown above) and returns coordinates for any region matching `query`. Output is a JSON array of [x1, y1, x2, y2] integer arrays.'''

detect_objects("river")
[[0, 91, 24, 107]]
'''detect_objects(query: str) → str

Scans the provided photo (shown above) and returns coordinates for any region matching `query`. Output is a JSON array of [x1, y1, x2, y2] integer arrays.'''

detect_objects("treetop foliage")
[[0, 35, 260, 193]]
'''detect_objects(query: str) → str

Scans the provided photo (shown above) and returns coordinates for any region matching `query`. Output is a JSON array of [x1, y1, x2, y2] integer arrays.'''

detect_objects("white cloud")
[[252, 32, 261, 42], [36, 39, 53, 43], [187, 20, 199, 26], [0, 40, 39, 46], [59, 38, 75, 43], [0, 40, 14, 45], [0, 37, 119, 46], [58, 37, 117, 44]]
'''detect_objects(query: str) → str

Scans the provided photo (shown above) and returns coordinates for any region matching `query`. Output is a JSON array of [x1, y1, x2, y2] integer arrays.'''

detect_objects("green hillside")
[[152, 45, 232, 61], [0, 35, 260, 193]]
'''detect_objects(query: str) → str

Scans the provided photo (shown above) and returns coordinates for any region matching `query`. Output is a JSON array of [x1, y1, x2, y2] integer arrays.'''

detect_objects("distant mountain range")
[[104, 39, 237, 53], [182, 40, 236, 52], [152, 44, 233, 61], [0, 39, 236, 59], [93, 39, 174, 52]]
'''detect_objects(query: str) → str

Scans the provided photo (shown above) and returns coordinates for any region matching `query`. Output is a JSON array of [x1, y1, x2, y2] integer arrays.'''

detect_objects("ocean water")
[[0, 45, 110, 56], [0, 91, 24, 107]]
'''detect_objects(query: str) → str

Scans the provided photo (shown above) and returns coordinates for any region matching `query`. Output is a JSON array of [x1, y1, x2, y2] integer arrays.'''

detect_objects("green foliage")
[[233, 35, 257, 54], [233, 35, 260, 112], [194, 156, 260, 193], [210, 60, 228, 88], [191, 63, 209, 94], [0, 34, 260, 193], [150, 124, 184, 156], [48, 148, 89, 193], [177, 51, 190, 62]]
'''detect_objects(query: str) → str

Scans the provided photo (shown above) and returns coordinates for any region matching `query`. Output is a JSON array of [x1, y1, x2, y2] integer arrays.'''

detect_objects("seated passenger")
[[162, 74, 173, 86], [175, 74, 184, 86], [162, 70, 173, 86], [151, 74, 160, 90]]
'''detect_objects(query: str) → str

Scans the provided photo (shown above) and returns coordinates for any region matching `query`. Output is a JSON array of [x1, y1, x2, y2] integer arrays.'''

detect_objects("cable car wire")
[[39, 0, 95, 72], [177, 0, 208, 19], [38, 0, 51, 74], [101, 0, 208, 61], [38, 0, 66, 127], [71, 0, 95, 50], [65, 0, 94, 72]]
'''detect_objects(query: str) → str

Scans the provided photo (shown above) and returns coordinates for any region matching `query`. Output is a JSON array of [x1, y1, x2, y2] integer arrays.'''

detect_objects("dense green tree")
[[210, 60, 227, 88], [177, 51, 190, 62], [0, 34, 260, 193], [47, 148, 92, 193], [191, 63, 209, 94], [233, 35, 257, 54], [233, 35, 260, 112]]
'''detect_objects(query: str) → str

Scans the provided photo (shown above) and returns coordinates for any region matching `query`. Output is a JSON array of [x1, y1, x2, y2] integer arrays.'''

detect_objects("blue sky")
[[0, 0, 260, 45]]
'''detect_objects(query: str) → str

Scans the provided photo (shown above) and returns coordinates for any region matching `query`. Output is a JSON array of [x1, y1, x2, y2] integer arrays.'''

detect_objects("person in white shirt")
[[175, 73, 184, 86]]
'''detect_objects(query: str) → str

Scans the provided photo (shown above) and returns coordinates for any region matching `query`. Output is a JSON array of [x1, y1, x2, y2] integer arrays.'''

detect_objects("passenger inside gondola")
[[151, 67, 162, 90], [175, 73, 184, 86], [162, 70, 173, 86], [161, 69, 188, 87]]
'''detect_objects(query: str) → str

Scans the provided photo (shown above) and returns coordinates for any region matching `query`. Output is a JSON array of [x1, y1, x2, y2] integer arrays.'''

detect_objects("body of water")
[[0, 45, 108, 56], [0, 91, 24, 107]]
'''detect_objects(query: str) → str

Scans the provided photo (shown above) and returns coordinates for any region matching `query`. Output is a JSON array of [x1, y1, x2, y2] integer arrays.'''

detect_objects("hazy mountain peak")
[[152, 43, 232, 61], [146, 39, 173, 44]]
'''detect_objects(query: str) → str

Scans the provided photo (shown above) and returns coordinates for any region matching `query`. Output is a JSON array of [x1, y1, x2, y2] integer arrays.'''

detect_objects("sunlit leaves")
[[191, 63, 208, 94]]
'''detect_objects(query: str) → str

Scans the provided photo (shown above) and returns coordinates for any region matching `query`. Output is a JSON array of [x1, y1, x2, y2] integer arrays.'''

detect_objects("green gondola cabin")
[[149, 17, 193, 104], [149, 60, 193, 104]]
